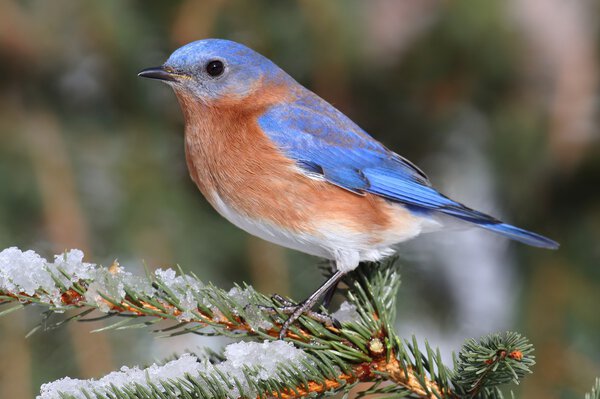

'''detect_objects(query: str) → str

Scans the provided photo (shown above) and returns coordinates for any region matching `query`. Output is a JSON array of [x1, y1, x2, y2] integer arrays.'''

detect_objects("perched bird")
[[139, 39, 558, 336]]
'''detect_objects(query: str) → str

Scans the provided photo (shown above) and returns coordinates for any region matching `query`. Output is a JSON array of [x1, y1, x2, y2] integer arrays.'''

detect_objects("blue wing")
[[258, 92, 558, 249]]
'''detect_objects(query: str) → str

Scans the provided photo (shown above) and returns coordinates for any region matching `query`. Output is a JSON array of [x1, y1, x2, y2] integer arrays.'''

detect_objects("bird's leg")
[[278, 270, 346, 339], [321, 260, 339, 308]]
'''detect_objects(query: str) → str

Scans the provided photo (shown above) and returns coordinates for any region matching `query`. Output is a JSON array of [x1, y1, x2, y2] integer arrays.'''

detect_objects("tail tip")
[[483, 223, 559, 250], [535, 237, 560, 250]]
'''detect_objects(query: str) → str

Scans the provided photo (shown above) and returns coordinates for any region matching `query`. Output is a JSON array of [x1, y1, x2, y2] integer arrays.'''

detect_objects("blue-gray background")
[[0, 1, 598, 398]]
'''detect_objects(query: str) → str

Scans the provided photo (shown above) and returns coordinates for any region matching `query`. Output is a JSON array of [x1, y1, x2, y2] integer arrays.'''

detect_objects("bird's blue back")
[[258, 88, 558, 249]]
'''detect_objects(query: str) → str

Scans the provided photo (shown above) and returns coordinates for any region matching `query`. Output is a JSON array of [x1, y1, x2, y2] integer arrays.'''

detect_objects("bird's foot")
[[264, 270, 346, 339], [272, 294, 337, 325], [257, 294, 338, 338]]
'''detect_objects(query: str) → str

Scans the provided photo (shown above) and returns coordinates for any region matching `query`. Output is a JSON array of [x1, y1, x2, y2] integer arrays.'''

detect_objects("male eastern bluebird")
[[139, 39, 558, 336]]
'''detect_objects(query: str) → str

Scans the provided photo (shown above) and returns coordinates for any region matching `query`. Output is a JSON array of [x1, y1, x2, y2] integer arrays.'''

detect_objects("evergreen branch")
[[0, 247, 539, 399], [586, 378, 600, 399], [452, 332, 534, 397]]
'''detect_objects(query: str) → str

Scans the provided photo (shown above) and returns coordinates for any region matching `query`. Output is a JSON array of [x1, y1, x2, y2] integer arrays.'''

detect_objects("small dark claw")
[[271, 294, 294, 306], [258, 304, 334, 326], [332, 318, 342, 329]]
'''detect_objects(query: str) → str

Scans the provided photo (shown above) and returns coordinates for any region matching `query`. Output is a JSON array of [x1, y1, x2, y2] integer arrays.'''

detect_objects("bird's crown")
[[149, 39, 292, 101]]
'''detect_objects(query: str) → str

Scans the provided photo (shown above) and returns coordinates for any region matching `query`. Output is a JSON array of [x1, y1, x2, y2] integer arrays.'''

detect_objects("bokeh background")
[[1, 1, 599, 398]]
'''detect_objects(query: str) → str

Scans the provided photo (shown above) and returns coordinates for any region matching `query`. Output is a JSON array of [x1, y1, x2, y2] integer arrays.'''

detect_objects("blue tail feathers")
[[433, 201, 559, 249], [479, 222, 559, 249]]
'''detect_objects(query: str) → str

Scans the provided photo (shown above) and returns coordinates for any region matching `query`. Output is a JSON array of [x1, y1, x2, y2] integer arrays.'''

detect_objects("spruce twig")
[[586, 378, 600, 399], [0, 248, 541, 398]]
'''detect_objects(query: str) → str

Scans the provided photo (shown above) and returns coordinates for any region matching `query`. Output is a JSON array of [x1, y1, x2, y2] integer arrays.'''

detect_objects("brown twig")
[[1, 288, 452, 399]]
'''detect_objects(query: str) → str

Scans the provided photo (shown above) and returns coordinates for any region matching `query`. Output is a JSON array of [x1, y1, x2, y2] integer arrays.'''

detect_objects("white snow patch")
[[39, 341, 307, 399], [0, 247, 57, 301], [222, 340, 305, 381], [228, 287, 273, 330], [154, 267, 204, 321], [0, 247, 155, 311], [332, 301, 360, 324], [39, 353, 201, 399], [0, 247, 99, 304]]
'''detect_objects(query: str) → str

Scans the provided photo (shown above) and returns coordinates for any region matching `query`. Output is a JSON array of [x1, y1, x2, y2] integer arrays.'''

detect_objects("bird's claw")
[[256, 296, 338, 338], [276, 301, 337, 339]]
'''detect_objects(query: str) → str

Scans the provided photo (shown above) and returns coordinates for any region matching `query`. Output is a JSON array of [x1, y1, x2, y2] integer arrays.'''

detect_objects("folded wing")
[[258, 92, 558, 249]]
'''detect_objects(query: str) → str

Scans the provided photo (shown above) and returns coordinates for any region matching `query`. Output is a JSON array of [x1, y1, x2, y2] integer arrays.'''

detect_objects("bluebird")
[[139, 39, 558, 336]]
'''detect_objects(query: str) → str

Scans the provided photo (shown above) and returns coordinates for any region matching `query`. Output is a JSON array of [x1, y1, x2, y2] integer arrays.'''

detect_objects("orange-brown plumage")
[[176, 83, 423, 257]]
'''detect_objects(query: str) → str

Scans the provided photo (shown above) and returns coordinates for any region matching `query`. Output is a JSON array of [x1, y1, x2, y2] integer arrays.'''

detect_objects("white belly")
[[210, 192, 332, 259], [208, 192, 440, 272]]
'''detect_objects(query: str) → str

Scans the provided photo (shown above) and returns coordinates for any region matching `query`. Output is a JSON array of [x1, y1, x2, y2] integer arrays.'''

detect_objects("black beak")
[[137, 66, 179, 82]]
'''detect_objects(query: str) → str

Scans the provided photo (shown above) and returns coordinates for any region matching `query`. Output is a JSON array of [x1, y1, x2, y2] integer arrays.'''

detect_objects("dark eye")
[[206, 60, 224, 77]]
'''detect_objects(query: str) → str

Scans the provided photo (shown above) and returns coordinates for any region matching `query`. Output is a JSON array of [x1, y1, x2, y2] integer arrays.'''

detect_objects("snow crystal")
[[202, 340, 308, 397], [227, 286, 252, 307], [332, 301, 360, 324], [155, 267, 177, 283], [38, 353, 202, 399], [222, 340, 305, 380], [0, 247, 155, 311], [51, 249, 95, 284], [83, 268, 129, 311], [155, 268, 204, 321], [81, 266, 155, 311], [0, 247, 106, 304], [0, 247, 53, 297], [83, 282, 110, 312], [39, 341, 308, 399], [213, 340, 307, 397], [228, 286, 273, 330], [124, 274, 155, 296]]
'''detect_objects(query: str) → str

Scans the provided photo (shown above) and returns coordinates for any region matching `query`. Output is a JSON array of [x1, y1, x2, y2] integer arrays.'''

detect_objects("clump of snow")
[[84, 263, 155, 312], [39, 341, 308, 399], [155, 268, 204, 321], [228, 286, 273, 330], [332, 301, 360, 324], [0, 247, 57, 301], [0, 247, 100, 304], [227, 286, 252, 308], [0, 247, 155, 311], [222, 340, 304, 381], [122, 272, 155, 297], [2, 249, 310, 398], [39, 353, 201, 399], [52, 249, 95, 284], [83, 267, 127, 312]]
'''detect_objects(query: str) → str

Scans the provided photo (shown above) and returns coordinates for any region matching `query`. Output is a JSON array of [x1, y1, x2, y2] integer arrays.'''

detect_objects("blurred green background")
[[1, 1, 599, 398]]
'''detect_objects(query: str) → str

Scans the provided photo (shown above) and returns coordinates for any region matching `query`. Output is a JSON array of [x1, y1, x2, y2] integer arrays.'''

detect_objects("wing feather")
[[257, 91, 558, 249]]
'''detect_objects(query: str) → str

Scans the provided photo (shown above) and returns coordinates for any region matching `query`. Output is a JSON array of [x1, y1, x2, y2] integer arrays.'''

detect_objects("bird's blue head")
[[139, 39, 290, 102]]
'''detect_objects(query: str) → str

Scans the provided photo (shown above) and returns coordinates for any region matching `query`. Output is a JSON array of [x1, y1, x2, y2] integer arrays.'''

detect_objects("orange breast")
[[176, 85, 418, 244]]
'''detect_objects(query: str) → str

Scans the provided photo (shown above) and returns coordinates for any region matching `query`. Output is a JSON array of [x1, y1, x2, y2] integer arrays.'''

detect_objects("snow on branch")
[[0, 247, 539, 398], [40, 341, 307, 399]]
